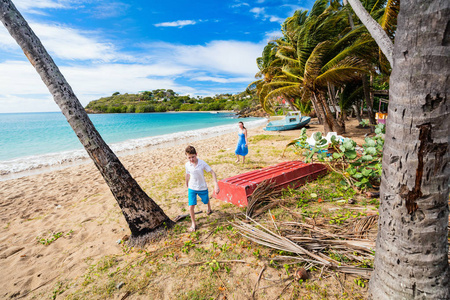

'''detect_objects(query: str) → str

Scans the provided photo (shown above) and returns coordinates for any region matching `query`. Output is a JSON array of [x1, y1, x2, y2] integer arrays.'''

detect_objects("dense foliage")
[[85, 89, 256, 113], [286, 123, 385, 191], [247, 0, 397, 133]]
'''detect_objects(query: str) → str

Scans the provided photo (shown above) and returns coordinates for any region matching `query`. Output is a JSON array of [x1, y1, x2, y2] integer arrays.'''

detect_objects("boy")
[[185, 145, 219, 232]]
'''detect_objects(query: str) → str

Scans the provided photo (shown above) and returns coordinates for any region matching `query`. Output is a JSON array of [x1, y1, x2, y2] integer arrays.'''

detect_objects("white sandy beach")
[[0, 119, 369, 299]]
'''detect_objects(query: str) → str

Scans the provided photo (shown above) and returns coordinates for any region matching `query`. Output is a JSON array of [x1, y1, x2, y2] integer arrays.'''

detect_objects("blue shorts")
[[188, 188, 209, 206]]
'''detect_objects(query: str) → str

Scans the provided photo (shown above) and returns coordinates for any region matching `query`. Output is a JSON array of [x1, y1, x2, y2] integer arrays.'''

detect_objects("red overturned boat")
[[213, 161, 327, 207]]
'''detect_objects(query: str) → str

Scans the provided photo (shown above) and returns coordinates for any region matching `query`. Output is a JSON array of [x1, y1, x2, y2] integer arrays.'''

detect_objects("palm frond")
[[246, 79, 264, 94], [322, 37, 375, 73], [264, 85, 302, 111], [309, 0, 329, 18], [276, 49, 299, 65], [304, 41, 334, 86], [379, 0, 399, 41], [332, 24, 366, 50], [315, 58, 368, 88], [282, 66, 304, 81]]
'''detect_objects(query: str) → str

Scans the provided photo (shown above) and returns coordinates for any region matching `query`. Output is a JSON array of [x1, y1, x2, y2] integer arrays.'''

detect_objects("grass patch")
[[249, 134, 292, 142]]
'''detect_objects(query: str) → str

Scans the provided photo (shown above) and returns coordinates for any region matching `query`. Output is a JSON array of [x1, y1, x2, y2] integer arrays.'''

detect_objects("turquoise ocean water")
[[0, 112, 266, 178]]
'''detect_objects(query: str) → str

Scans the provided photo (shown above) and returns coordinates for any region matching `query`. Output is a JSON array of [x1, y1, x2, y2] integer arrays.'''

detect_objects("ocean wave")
[[0, 118, 267, 180]]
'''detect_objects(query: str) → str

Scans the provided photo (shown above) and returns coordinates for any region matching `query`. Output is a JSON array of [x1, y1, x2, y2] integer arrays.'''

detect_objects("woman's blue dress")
[[235, 132, 248, 156]]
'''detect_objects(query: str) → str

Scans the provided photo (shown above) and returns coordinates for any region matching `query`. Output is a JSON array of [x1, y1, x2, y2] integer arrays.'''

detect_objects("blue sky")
[[0, 0, 314, 113]]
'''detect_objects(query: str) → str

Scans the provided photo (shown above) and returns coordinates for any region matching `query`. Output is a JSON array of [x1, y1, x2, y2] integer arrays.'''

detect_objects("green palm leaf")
[[315, 57, 368, 87]]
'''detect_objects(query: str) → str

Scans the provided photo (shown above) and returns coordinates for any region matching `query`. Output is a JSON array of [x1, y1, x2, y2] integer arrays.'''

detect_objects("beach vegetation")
[[286, 124, 385, 191], [248, 0, 394, 135], [36, 230, 73, 246], [85, 89, 257, 114]]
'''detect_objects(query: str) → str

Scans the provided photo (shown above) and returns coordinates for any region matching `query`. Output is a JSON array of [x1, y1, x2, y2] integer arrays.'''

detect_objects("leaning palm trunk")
[[362, 75, 376, 132], [369, 0, 450, 298], [316, 92, 345, 134], [0, 0, 174, 242], [312, 93, 330, 132]]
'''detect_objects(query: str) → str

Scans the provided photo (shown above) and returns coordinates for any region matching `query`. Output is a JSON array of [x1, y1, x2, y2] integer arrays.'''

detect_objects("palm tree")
[[348, 0, 450, 298], [346, 0, 394, 65], [0, 0, 174, 244], [266, 2, 369, 134]]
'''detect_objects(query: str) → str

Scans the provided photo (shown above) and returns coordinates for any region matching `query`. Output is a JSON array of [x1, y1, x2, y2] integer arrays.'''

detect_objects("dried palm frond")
[[351, 214, 379, 238], [246, 180, 280, 218], [233, 217, 331, 265]]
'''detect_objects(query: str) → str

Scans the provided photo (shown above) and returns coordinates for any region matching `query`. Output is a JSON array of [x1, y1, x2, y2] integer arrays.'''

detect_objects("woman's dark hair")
[[239, 121, 246, 129]]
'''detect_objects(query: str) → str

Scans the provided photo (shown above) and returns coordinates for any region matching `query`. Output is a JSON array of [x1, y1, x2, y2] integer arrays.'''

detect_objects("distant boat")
[[210, 111, 219, 114], [264, 111, 311, 131]]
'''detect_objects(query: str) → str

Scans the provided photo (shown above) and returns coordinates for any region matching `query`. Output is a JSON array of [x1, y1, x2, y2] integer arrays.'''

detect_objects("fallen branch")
[[251, 265, 266, 300], [174, 210, 203, 222], [179, 259, 246, 267]]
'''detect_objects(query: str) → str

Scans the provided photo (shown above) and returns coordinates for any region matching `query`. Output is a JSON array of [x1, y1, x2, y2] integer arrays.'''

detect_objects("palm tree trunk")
[[327, 82, 339, 119], [316, 92, 345, 134], [0, 0, 174, 243], [284, 97, 298, 111], [343, 0, 355, 29], [369, 0, 450, 298], [352, 103, 363, 123], [312, 93, 329, 131], [362, 75, 376, 132]]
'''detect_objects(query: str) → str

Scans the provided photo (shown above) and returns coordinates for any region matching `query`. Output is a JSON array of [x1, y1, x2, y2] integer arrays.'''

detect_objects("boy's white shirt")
[[185, 159, 212, 191]]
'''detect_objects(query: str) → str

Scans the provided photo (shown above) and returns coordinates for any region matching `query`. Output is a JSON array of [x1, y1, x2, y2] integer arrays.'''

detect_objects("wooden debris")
[[179, 259, 246, 267], [251, 265, 266, 299], [173, 210, 203, 222]]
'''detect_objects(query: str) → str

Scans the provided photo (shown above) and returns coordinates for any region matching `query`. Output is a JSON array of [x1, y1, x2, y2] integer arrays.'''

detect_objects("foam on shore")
[[0, 118, 267, 181]]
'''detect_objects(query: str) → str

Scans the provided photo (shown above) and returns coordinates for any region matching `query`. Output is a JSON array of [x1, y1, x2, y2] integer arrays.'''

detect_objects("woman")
[[235, 121, 248, 164]]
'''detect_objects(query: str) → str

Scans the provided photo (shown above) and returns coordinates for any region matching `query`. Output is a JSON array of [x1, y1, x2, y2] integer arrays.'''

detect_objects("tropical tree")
[[265, 1, 370, 134], [0, 0, 174, 244], [348, 0, 450, 298]]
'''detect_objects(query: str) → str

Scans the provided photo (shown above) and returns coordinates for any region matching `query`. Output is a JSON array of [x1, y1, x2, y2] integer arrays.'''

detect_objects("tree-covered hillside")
[[85, 89, 256, 113]]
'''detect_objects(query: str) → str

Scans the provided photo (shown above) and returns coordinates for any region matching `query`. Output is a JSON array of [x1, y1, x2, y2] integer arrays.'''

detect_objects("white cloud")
[[154, 20, 197, 28], [29, 23, 118, 61], [191, 76, 252, 83], [269, 16, 284, 22], [0, 60, 193, 106], [14, 0, 68, 11], [0, 61, 49, 95], [264, 30, 282, 42], [250, 6, 284, 23], [250, 7, 265, 15], [0, 94, 58, 113], [0, 21, 142, 62], [231, 2, 250, 8], [0, 26, 20, 51], [144, 40, 262, 77]]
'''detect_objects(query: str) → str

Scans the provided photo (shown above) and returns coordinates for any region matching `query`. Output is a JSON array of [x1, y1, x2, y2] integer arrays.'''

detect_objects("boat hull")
[[264, 116, 311, 131], [213, 161, 327, 207]]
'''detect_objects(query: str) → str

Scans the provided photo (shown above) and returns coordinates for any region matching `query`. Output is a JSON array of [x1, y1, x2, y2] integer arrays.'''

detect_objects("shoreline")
[[0, 118, 268, 181]]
